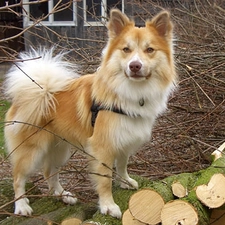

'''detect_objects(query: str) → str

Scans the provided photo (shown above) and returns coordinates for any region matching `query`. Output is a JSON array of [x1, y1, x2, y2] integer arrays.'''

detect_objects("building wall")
[[1, 0, 196, 61]]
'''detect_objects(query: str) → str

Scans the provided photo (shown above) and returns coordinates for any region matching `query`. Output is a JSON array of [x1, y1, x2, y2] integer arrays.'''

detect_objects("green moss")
[[145, 181, 174, 203], [193, 158, 225, 187], [164, 172, 197, 193], [0, 179, 14, 220], [2, 157, 225, 225], [84, 175, 169, 225], [1, 193, 97, 225], [0, 180, 42, 222]]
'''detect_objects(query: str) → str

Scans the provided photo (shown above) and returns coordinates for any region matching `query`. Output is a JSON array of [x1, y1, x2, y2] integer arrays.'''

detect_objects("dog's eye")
[[123, 47, 131, 53], [146, 47, 154, 53]]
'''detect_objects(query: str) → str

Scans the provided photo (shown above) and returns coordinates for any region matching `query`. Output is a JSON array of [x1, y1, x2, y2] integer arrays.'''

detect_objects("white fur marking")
[[14, 198, 33, 216]]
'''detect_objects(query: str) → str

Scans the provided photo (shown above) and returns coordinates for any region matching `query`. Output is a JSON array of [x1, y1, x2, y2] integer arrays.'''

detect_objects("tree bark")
[[209, 209, 225, 225]]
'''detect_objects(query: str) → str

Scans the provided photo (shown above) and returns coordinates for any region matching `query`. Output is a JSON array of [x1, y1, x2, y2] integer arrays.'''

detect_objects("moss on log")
[[2, 143, 225, 225], [161, 144, 225, 225], [82, 175, 151, 225], [0, 179, 97, 225], [83, 185, 137, 225], [164, 173, 196, 198]]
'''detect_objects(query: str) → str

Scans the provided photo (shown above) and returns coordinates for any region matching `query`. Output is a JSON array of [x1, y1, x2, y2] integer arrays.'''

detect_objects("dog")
[[4, 9, 176, 218]]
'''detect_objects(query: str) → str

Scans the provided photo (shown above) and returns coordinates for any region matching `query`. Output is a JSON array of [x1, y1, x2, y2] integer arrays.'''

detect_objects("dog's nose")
[[129, 61, 142, 72]]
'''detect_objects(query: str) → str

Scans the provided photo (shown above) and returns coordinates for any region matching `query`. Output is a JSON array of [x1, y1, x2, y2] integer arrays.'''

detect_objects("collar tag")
[[139, 98, 145, 106]]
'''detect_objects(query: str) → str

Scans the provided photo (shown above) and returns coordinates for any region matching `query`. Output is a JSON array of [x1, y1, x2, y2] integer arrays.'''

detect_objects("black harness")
[[90, 100, 128, 127]]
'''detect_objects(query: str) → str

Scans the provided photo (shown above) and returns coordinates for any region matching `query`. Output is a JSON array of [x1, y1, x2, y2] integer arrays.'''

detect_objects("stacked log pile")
[[122, 142, 225, 225], [60, 143, 225, 225]]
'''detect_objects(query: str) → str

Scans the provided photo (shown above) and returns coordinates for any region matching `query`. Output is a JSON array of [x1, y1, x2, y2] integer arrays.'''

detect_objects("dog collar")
[[91, 100, 128, 127], [90, 98, 145, 127]]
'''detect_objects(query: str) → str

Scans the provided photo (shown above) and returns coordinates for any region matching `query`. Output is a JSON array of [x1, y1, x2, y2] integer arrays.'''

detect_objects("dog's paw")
[[14, 198, 33, 216], [61, 191, 77, 205], [100, 201, 122, 218], [120, 177, 138, 190]]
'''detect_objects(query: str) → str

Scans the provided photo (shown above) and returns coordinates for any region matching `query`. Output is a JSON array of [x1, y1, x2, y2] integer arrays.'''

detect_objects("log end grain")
[[129, 189, 164, 224], [61, 218, 82, 225], [196, 174, 225, 208], [122, 209, 146, 225], [161, 200, 198, 225], [172, 182, 188, 198]]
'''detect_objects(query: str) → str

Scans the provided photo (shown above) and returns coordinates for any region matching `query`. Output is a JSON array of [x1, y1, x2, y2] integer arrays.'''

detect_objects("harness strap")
[[90, 100, 127, 127]]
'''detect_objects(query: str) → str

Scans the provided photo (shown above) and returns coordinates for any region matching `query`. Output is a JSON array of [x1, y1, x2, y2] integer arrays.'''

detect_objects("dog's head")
[[101, 9, 176, 88]]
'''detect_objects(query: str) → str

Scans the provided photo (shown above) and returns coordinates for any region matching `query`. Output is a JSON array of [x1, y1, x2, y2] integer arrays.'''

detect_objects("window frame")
[[83, 0, 124, 26], [23, 0, 77, 27]]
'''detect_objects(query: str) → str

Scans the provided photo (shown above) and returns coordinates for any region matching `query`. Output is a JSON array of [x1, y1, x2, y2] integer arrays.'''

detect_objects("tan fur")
[[4, 9, 176, 218]]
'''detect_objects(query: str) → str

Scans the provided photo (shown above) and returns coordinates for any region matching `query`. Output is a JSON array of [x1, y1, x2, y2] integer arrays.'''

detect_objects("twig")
[[13, 62, 43, 89]]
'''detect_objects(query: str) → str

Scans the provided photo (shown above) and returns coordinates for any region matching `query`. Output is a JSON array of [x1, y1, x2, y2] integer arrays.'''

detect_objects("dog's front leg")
[[88, 146, 122, 219], [116, 152, 139, 190]]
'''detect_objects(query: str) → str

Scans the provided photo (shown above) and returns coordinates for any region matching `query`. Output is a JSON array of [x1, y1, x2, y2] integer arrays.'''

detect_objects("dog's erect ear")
[[107, 9, 133, 38], [149, 11, 173, 38]]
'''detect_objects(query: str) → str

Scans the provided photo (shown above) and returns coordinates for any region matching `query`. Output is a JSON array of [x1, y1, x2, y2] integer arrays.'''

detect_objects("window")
[[0, 0, 22, 22], [23, 0, 77, 26], [29, 0, 49, 21], [53, 0, 74, 21], [83, 0, 124, 26]]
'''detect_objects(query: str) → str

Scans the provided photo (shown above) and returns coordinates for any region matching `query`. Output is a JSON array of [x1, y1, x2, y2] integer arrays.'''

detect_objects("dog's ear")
[[107, 9, 133, 38], [149, 11, 173, 38]]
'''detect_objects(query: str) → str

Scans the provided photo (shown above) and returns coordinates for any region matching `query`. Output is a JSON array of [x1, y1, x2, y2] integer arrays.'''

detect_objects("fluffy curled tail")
[[4, 48, 79, 127]]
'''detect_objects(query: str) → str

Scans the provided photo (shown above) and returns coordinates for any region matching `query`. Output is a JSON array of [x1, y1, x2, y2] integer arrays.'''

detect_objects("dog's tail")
[[4, 48, 79, 128]]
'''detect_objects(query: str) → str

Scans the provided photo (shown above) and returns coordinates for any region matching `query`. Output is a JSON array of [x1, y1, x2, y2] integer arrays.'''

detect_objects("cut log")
[[164, 143, 225, 199], [160, 154, 225, 225], [129, 189, 164, 224], [163, 172, 197, 198], [161, 200, 198, 225], [122, 209, 146, 225], [211, 142, 225, 161], [82, 222, 98, 225], [196, 173, 225, 208], [128, 181, 174, 225], [61, 218, 82, 225], [160, 142, 225, 225], [161, 190, 210, 225], [171, 182, 187, 198]]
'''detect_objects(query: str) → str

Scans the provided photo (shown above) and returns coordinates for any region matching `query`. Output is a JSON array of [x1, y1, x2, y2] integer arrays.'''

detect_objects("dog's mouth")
[[126, 72, 151, 81]]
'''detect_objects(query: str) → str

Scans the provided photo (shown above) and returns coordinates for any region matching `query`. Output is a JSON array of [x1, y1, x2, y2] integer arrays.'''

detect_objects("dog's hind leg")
[[12, 146, 45, 216], [43, 142, 77, 205], [13, 171, 33, 215]]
